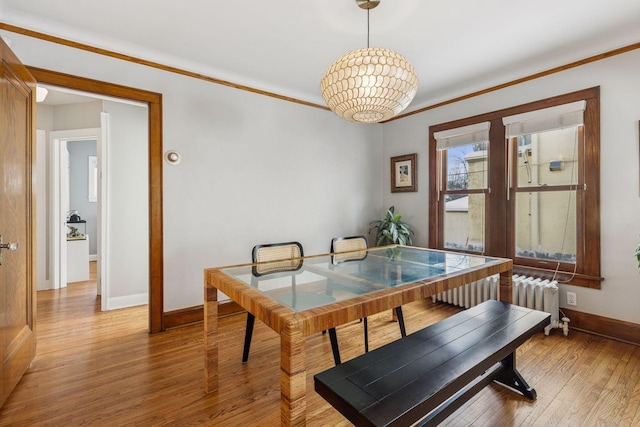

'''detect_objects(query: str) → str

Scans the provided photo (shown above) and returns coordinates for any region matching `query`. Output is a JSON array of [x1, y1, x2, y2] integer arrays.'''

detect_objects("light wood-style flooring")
[[1, 270, 639, 426]]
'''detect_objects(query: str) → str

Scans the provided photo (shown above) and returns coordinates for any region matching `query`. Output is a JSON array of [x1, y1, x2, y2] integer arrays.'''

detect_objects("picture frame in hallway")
[[391, 153, 417, 193]]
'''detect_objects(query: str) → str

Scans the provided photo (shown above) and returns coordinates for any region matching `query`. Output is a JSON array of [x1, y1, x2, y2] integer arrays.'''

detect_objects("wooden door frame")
[[28, 66, 165, 333]]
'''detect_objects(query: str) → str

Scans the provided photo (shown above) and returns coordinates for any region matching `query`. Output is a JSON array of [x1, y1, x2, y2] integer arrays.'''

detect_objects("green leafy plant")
[[636, 242, 640, 271], [368, 206, 414, 246]]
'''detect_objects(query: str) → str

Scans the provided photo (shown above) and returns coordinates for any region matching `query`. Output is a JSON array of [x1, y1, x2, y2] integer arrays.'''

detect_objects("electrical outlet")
[[567, 291, 577, 306]]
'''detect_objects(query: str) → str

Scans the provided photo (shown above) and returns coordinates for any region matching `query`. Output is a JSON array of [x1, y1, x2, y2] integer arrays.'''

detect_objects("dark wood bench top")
[[314, 300, 550, 427]]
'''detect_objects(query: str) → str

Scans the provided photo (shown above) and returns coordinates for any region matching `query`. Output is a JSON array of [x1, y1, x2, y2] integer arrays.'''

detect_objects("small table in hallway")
[[204, 245, 513, 426]]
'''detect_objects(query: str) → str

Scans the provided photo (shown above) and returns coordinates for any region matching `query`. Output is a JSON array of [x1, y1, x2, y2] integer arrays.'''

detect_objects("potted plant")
[[369, 206, 414, 246]]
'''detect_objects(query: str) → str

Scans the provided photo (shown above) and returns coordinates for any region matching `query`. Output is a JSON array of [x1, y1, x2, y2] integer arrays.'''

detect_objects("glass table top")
[[218, 246, 504, 312]]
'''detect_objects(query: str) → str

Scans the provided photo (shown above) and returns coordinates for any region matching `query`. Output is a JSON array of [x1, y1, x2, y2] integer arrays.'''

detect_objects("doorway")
[[42, 87, 150, 313], [47, 128, 100, 292], [30, 67, 165, 333]]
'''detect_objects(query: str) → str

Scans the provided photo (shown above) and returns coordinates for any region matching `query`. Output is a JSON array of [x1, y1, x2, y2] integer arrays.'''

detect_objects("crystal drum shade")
[[320, 47, 419, 123]]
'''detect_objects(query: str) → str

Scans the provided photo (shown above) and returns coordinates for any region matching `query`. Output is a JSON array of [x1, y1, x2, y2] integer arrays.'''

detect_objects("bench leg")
[[494, 352, 537, 400]]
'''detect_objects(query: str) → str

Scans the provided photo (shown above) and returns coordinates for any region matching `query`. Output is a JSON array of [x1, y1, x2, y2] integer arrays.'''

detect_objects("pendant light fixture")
[[320, 0, 419, 123]]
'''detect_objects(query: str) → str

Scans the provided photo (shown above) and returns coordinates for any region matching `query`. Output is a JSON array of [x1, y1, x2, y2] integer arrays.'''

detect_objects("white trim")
[[48, 136, 66, 289], [36, 129, 48, 291], [99, 113, 110, 309], [105, 293, 149, 311]]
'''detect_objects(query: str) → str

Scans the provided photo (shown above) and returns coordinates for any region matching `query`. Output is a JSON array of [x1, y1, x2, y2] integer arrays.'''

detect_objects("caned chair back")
[[252, 241, 303, 276], [331, 236, 368, 264]]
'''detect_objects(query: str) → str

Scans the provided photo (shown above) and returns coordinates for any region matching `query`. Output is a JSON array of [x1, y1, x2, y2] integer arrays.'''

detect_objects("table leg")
[[280, 318, 306, 426], [204, 284, 219, 393], [499, 270, 513, 304]]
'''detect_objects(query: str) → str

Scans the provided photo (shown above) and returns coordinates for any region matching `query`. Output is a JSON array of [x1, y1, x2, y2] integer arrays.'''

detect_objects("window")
[[434, 122, 490, 253], [429, 88, 601, 288]]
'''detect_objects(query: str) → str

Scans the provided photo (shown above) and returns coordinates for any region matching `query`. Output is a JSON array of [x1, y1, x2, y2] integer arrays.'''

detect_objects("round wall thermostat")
[[165, 150, 181, 165]]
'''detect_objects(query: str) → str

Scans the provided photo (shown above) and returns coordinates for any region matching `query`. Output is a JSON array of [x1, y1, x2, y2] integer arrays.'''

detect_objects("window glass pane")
[[446, 142, 488, 191], [515, 191, 576, 262], [516, 127, 579, 188], [444, 194, 484, 252]]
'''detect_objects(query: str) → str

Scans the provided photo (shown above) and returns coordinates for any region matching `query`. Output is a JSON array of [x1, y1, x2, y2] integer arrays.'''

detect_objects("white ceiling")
[[2, 0, 640, 113]]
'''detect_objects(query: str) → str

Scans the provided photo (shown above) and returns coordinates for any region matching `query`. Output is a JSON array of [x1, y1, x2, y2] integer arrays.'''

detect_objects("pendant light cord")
[[367, 8, 370, 48]]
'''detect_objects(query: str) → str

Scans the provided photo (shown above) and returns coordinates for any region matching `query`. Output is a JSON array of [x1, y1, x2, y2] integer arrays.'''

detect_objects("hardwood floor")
[[1, 274, 639, 426]]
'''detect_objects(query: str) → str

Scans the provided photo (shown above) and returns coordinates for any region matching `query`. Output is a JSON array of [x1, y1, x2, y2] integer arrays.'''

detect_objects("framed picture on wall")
[[391, 153, 417, 193]]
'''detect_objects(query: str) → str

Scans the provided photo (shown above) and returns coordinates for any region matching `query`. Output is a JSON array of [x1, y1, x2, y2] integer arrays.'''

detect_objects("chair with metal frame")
[[329, 235, 407, 364], [242, 241, 340, 363]]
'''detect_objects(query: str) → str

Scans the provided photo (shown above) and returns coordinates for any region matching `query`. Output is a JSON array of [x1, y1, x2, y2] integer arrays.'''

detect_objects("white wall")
[[52, 102, 102, 130], [382, 49, 640, 324], [161, 76, 383, 311], [102, 101, 149, 306], [3, 31, 384, 312]]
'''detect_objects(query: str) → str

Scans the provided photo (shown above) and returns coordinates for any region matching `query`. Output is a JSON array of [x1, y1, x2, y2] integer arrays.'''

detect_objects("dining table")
[[204, 245, 513, 426]]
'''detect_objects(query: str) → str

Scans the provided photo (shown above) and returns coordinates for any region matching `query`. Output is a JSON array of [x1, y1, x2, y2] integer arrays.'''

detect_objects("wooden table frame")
[[204, 247, 513, 426]]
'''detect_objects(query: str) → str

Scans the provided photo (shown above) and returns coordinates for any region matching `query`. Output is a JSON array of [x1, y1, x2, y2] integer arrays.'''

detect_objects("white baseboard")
[[106, 293, 148, 310], [89, 254, 98, 261], [37, 279, 53, 291]]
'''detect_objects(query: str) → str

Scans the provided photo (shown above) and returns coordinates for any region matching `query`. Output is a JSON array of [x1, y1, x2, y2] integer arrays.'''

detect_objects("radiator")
[[432, 274, 569, 336]]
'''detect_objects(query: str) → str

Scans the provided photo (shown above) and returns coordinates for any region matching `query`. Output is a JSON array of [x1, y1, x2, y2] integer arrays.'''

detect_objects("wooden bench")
[[314, 300, 550, 427]]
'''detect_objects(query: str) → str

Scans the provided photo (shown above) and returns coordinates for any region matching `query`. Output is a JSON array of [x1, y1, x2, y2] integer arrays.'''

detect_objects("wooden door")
[[0, 37, 37, 407]]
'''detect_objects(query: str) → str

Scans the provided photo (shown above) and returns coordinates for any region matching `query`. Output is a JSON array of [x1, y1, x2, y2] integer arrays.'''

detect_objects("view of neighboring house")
[[445, 126, 579, 262]]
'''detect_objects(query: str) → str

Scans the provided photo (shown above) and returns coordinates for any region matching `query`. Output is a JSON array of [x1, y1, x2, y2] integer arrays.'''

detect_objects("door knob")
[[0, 235, 19, 265]]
